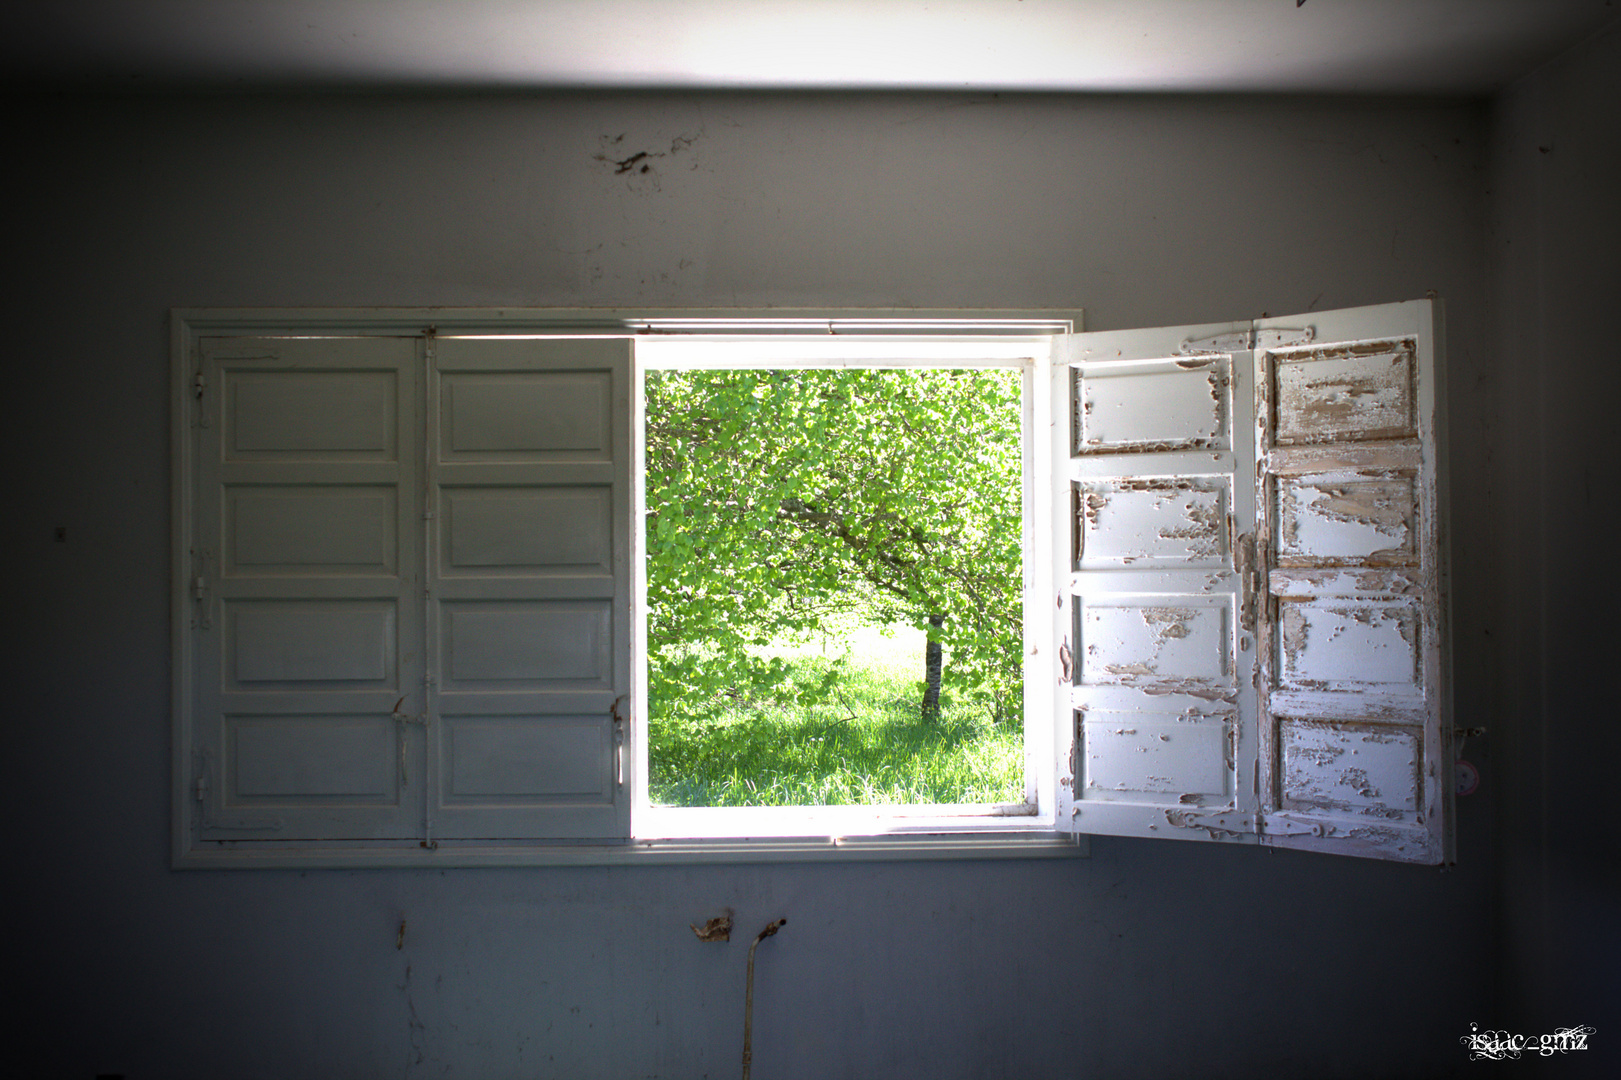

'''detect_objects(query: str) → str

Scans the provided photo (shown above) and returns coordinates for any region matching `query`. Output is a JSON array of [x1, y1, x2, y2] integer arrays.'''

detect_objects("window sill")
[[174, 827, 1086, 869]]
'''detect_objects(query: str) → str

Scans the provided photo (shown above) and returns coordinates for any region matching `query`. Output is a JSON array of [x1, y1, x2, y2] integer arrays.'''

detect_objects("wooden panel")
[[441, 717, 611, 801], [1075, 356, 1229, 454], [442, 602, 611, 687], [1271, 341, 1415, 445], [228, 715, 398, 800], [226, 370, 397, 458], [1275, 598, 1421, 695], [442, 486, 612, 574], [1080, 713, 1232, 803], [228, 601, 397, 686], [440, 372, 612, 459], [1076, 478, 1230, 569], [225, 486, 397, 575], [1278, 719, 1421, 821], [1274, 474, 1416, 566], [1078, 598, 1230, 684]]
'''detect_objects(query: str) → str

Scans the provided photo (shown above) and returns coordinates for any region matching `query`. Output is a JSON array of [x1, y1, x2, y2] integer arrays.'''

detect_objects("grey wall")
[[1489, 18, 1621, 1061], [6, 82, 1571, 1079]]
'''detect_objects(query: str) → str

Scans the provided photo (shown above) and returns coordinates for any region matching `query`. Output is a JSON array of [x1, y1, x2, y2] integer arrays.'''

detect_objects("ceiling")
[[8, 0, 1617, 95]]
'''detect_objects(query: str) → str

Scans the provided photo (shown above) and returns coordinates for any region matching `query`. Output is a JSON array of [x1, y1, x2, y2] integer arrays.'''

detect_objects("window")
[[632, 331, 1053, 844], [174, 302, 1450, 866]]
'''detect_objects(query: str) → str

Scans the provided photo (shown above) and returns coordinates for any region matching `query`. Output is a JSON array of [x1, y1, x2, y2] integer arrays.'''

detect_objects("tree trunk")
[[921, 613, 945, 721]]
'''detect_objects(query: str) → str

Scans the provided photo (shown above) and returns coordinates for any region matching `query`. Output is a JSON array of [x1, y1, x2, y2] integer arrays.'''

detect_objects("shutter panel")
[[425, 337, 632, 840], [1253, 301, 1452, 863], [192, 336, 425, 840], [1054, 321, 1261, 845]]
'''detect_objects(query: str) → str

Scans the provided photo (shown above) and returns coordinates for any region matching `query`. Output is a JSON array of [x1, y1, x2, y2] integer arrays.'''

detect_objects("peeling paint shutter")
[[1055, 300, 1451, 863], [1054, 322, 1261, 846], [424, 337, 633, 840], [1253, 301, 1452, 863], [192, 336, 426, 840]]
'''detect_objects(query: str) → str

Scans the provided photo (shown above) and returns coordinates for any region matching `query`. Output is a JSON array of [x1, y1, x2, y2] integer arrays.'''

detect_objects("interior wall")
[[8, 89, 1502, 1079], [1489, 20, 1621, 1067]]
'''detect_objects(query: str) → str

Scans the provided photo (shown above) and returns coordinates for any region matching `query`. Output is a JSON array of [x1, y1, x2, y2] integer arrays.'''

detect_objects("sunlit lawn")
[[648, 627, 1023, 807]]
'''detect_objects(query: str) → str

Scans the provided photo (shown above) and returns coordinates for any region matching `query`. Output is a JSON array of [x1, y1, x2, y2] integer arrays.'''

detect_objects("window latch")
[[611, 695, 629, 787]]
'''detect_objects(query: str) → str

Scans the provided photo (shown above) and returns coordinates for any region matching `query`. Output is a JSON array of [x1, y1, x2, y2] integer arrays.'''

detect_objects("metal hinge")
[[192, 550, 213, 629], [1261, 815, 1327, 838], [1235, 532, 1258, 635], [195, 773, 209, 802], [194, 370, 211, 427], [1179, 326, 1316, 354]]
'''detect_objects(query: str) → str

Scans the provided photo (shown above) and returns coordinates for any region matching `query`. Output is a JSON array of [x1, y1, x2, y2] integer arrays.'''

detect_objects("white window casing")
[[173, 302, 1450, 867]]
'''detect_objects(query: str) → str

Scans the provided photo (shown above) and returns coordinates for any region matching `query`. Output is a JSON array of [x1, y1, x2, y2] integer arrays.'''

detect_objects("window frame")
[[632, 336, 1056, 841], [173, 302, 1449, 867]]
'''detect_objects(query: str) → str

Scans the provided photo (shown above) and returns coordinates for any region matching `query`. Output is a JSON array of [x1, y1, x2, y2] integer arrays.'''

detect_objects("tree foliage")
[[644, 367, 1023, 726]]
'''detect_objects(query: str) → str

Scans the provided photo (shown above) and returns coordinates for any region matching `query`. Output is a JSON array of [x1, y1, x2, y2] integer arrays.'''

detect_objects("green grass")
[[648, 653, 1023, 807]]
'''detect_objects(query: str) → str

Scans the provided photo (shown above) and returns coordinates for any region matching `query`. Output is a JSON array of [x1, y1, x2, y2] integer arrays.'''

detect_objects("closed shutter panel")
[[1253, 301, 1452, 863], [192, 336, 425, 840], [1054, 321, 1261, 845], [425, 337, 632, 840]]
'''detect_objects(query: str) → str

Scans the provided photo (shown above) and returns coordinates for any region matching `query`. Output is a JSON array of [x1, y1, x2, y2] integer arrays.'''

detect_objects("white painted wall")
[[9, 88, 1517, 1077]]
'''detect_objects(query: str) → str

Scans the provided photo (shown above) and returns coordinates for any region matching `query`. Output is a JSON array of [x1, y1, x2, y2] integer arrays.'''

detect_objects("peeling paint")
[[1271, 340, 1416, 445]]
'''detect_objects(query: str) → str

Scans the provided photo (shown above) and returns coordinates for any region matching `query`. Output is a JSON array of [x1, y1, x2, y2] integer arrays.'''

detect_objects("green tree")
[[644, 367, 1023, 728]]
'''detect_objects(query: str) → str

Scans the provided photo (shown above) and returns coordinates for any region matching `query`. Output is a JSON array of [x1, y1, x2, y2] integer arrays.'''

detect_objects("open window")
[[173, 301, 1449, 866]]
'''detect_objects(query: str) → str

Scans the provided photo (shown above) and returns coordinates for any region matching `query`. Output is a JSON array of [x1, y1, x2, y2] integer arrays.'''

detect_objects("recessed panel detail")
[[443, 487, 612, 574], [228, 715, 398, 801], [1076, 357, 1230, 453], [441, 717, 610, 802], [442, 602, 611, 687], [1080, 712, 1231, 802], [226, 371, 396, 458], [1279, 719, 1420, 819], [441, 372, 611, 459], [229, 601, 396, 686], [1275, 475, 1416, 565], [1076, 478, 1230, 569], [1276, 599, 1420, 694], [226, 486, 397, 575], [1078, 599, 1231, 684], [1271, 342, 1415, 445]]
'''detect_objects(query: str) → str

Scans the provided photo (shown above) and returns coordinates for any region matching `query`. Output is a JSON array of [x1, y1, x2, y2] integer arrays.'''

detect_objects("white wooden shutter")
[[1054, 320, 1261, 846], [191, 335, 426, 840], [425, 337, 632, 840], [1253, 301, 1452, 863], [1055, 301, 1452, 864]]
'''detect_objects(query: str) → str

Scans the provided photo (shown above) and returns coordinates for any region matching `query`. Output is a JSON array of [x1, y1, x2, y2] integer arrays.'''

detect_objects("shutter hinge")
[[194, 773, 209, 802], [1255, 327, 1315, 350], [194, 370, 210, 427], [1180, 330, 1252, 354], [192, 549, 213, 628], [1260, 815, 1327, 838], [1179, 327, 1316, 354], [1235, 533, 1258, 634]]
